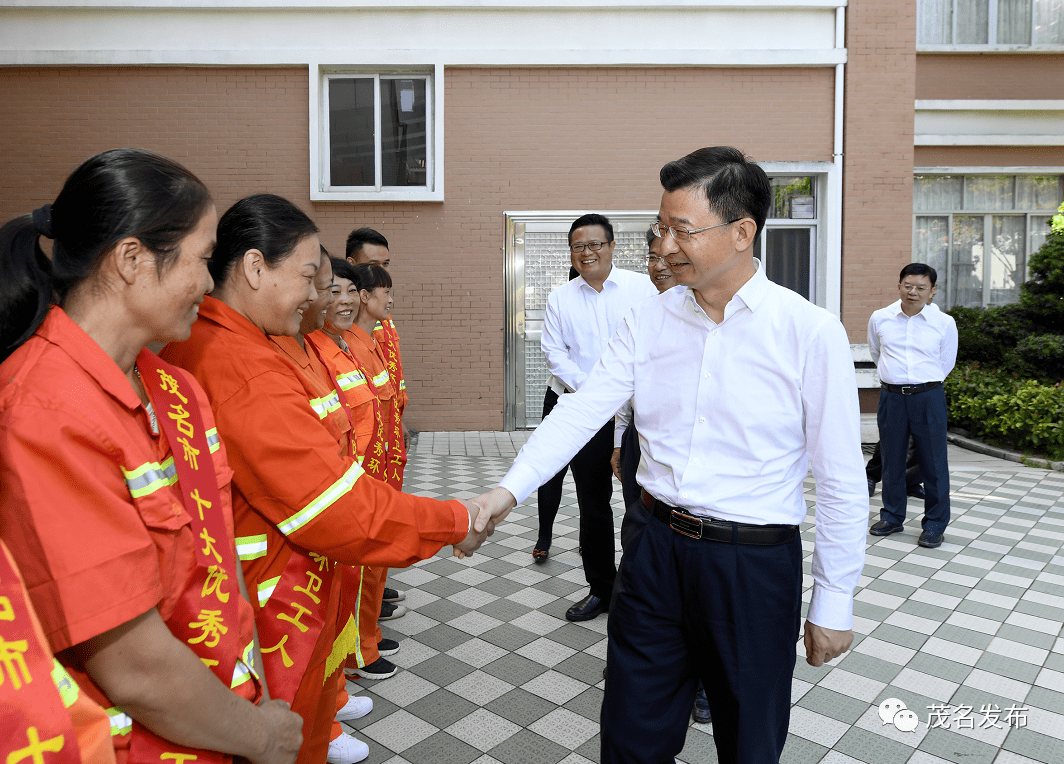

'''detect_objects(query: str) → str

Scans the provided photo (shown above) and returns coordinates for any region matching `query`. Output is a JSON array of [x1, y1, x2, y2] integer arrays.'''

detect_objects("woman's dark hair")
[[0, 148, 211, 360], [210, 194, 319, 284], [330, 256, 358, 284], [351, 262, 392, 293]]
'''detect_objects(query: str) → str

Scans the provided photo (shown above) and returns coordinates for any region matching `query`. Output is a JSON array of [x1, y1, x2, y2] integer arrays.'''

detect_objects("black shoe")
[[566, 593, 608, 622], [377, 638, 400, 656], [346, 656, 397, 680], [379, 601, 408, 621], [867, 479, 876, 497], [907, 484, 926, 500], [869, 520, 904, 536], [918, 529, 943, 548], [692, 687, 711, 725], [382, 587, 405, 602]]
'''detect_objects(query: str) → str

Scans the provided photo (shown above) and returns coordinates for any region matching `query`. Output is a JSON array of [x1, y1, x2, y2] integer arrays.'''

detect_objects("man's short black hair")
[[659, 147, 771, 240], [345, 227, 389, 259], [645, 225, 656, 249], [568, 213, 614, 246], [900, 262, 937, 287]]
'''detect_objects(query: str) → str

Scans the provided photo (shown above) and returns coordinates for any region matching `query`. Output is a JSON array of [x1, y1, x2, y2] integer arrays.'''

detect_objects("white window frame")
[[310, 63, 444, 202], [916, 0, 1064, 50], [912, 167, 1064, 308]]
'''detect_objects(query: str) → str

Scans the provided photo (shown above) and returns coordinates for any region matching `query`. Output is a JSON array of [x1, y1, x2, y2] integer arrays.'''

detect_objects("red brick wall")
[[0, 65, 835, 430], [917, 54, 1064, 100], [916, 145, 1064, 167], [841, 0, 918, 341]]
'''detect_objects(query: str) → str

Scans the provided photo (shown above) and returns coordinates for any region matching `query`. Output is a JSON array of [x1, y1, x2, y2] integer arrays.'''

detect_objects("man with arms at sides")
[[471, 147, 868, 763], [867, 263, 957, 549], [344, 228, 409, 630], [537, 213, 657, 622]]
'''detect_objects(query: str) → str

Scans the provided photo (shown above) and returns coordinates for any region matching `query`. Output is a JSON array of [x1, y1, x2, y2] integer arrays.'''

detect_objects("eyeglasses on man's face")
[[643, 255, 668, 267], [651, 218, 741, 243], [570, 240, 611, 254], [901, 283, 930, 294]]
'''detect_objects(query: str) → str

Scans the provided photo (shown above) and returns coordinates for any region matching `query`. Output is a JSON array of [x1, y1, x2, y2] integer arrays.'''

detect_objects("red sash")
[[0, 548, 81, 764], [128, 358, 242, 764], [255, 549, 333, 703]]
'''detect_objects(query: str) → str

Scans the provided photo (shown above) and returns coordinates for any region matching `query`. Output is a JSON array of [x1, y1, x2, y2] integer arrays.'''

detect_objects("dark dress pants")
[[536, 388, 570, 549], [602, 498, 802, 764], [571, 415, 617, 600], [865, 439, 923, 489], [618, 422, 641, 512], [877, 385, 950, 533]]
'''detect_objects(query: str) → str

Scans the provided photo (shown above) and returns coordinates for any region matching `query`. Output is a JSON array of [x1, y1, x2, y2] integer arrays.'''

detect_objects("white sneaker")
[[335, 694, 373, 722], [326, 733, 369, 764]]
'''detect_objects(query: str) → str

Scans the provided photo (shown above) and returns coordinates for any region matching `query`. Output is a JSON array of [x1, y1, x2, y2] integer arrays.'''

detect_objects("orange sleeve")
[[0, 406, 162, 652], [215, 368, 468, 567]]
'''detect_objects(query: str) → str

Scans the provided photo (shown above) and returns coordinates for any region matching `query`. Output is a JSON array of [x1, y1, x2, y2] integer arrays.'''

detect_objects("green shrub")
[[949, 303, 1035, 366], [1006, 333, 1064, 383], [1020, 213, 1064, 332], [946, 363, 1064, 460]]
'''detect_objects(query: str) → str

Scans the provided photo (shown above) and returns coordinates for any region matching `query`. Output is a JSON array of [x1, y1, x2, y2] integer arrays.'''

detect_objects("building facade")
[[1, 1, 1057, 431]]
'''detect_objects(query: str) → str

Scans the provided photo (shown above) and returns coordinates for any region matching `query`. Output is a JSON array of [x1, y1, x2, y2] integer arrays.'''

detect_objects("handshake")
[[453, 487, 518, 559]]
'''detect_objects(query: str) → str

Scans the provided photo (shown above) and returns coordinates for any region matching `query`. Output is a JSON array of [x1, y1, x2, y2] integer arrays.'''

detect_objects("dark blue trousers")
[[618, 422, 641, 511], [877, 385, 950, 534], [602, 498, 802, 764]]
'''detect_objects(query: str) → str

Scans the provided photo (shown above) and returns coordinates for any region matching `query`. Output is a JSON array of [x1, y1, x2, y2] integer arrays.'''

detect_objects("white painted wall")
[[915, 100, 1064, 146]]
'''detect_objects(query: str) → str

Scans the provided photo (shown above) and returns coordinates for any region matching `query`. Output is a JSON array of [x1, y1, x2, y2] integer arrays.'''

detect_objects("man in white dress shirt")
[[471, 147, 868, 763], [536, 213, 657, 621], [867, 263, 958, 548]]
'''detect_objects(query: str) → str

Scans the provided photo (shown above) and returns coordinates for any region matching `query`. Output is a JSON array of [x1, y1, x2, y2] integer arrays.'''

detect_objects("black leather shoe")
[[918, 529, 943, 548], [869, 520, 904, 536], [867, 479, 876, 497], [692, 687, 711, 724], [566, 593, 608, 622], [907, 484, 926, 500]]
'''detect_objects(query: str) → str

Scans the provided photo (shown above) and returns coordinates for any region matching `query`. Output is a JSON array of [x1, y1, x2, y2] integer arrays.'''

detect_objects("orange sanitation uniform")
[[0, 308, 260, 764], [373, 318, 406, 415], [163, 297, 469, 763]]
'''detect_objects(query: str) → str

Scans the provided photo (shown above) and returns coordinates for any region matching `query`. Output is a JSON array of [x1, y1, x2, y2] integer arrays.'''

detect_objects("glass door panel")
[[951, 216, 984, 308], [989, 216, 1025, 306], [914, 216, 950, 309], [763, 228, 813, 300]]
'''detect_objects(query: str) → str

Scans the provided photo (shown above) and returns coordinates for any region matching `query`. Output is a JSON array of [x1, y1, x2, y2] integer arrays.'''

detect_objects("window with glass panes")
[[918, 0, 1063, 45], [325, 74, 431, 191], [913, 174, 1062, 309]]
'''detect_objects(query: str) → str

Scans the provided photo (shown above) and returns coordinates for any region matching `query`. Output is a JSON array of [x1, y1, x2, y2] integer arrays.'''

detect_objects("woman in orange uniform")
[[161, 195, 485, 764], [0, 150, 303, 764], [306, 258, 397, 693]]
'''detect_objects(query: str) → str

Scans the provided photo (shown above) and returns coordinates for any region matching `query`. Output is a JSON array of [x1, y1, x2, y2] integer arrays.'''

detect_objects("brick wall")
[[841, 0, 918, 341], [0, 65, 834, 430], [917, 54, 1064, 100], [916, 145, 1064, 167]]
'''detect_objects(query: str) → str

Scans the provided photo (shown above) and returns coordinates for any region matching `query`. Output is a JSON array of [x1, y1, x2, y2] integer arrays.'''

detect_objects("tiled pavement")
[[342, 432, 1064, 764]]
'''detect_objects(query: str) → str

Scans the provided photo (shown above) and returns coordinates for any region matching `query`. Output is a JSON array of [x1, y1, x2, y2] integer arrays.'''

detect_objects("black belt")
[[881, 381, 942, 395], [640, 489, 798, 546]]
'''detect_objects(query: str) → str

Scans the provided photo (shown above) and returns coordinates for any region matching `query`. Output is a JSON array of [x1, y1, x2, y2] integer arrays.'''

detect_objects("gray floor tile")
[[417, 624, 480, 653], [562, 686, 604, 723], [779, 733, 829, 764], [553, 651, 606, 685], [480, 623, 540, 651], [797, 686, 870, 725], [402, 731, 481, 764], [486, 687, 557, 727], [418, 598, 473, 623], [482, 652, 550, 686], [489, 729, 569, 764], [834, 727, 914, 764], [409, 653, 478, 686], [907, 653, 973, 685], [1002, 727, 1064, 763], [406, 688, 480, 729], [974, 652, 1042, 685], [918, 727, 999, 764], [479, 598, 535, 623]]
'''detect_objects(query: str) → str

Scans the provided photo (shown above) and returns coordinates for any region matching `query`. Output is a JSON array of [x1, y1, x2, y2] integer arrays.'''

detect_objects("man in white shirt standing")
[[471, 147, 868, 763], [868, 264, 958, 549], [536, 213, 657, 621]]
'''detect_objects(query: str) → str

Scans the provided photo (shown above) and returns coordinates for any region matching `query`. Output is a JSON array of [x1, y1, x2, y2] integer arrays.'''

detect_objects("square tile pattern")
[[340, 433, 1064, 764]]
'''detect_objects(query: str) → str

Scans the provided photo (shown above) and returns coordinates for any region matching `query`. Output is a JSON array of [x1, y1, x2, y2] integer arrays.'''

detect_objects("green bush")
[[946, 363, 1064, 460], [948, 303, 1035, 366], [1020, 225, 1064, 332], [1006, 333, 1064, 382]]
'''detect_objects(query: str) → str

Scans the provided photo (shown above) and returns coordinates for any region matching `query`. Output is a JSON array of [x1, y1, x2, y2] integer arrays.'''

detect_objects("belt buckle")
[[670, 509, 703, 539], [901, 385, 915, 395]]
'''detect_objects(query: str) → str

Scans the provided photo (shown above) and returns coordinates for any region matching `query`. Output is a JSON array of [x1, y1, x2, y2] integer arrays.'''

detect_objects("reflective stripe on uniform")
[[235, 534, 267, 561], [308, 391, 342, 420], [257, 576, 281, 607], [337, 370, 367, 391], [398, 379, 406, 391], [230, 639, 258, 688], [371, 370, 389, 387], [121, 457, 177, 498], [106, 706, 133, 736], [206, 427, 221, 454], [276, 461, 365, 536], [50, 659, 79, 708]]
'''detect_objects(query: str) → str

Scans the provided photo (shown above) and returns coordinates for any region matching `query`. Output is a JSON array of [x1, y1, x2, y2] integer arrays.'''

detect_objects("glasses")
[[570, 240, 610, 254], [643, 255, 668, 267], [651, 218, 741, 243], [901, 283, 930, 293]]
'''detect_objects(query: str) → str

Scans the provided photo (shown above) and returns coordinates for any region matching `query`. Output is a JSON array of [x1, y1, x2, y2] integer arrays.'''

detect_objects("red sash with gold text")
[[0, 547, 81, 764], [128, 358, 242, 764]]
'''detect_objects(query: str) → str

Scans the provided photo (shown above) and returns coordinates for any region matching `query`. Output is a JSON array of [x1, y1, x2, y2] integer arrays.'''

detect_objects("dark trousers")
[[865, 439, 923, 489], [877, 385, 950, 533], [602, 498, 802, 764], [537, 387, 617, 599], [536, 388, 570, 549], [618, 422, 641, 511]]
